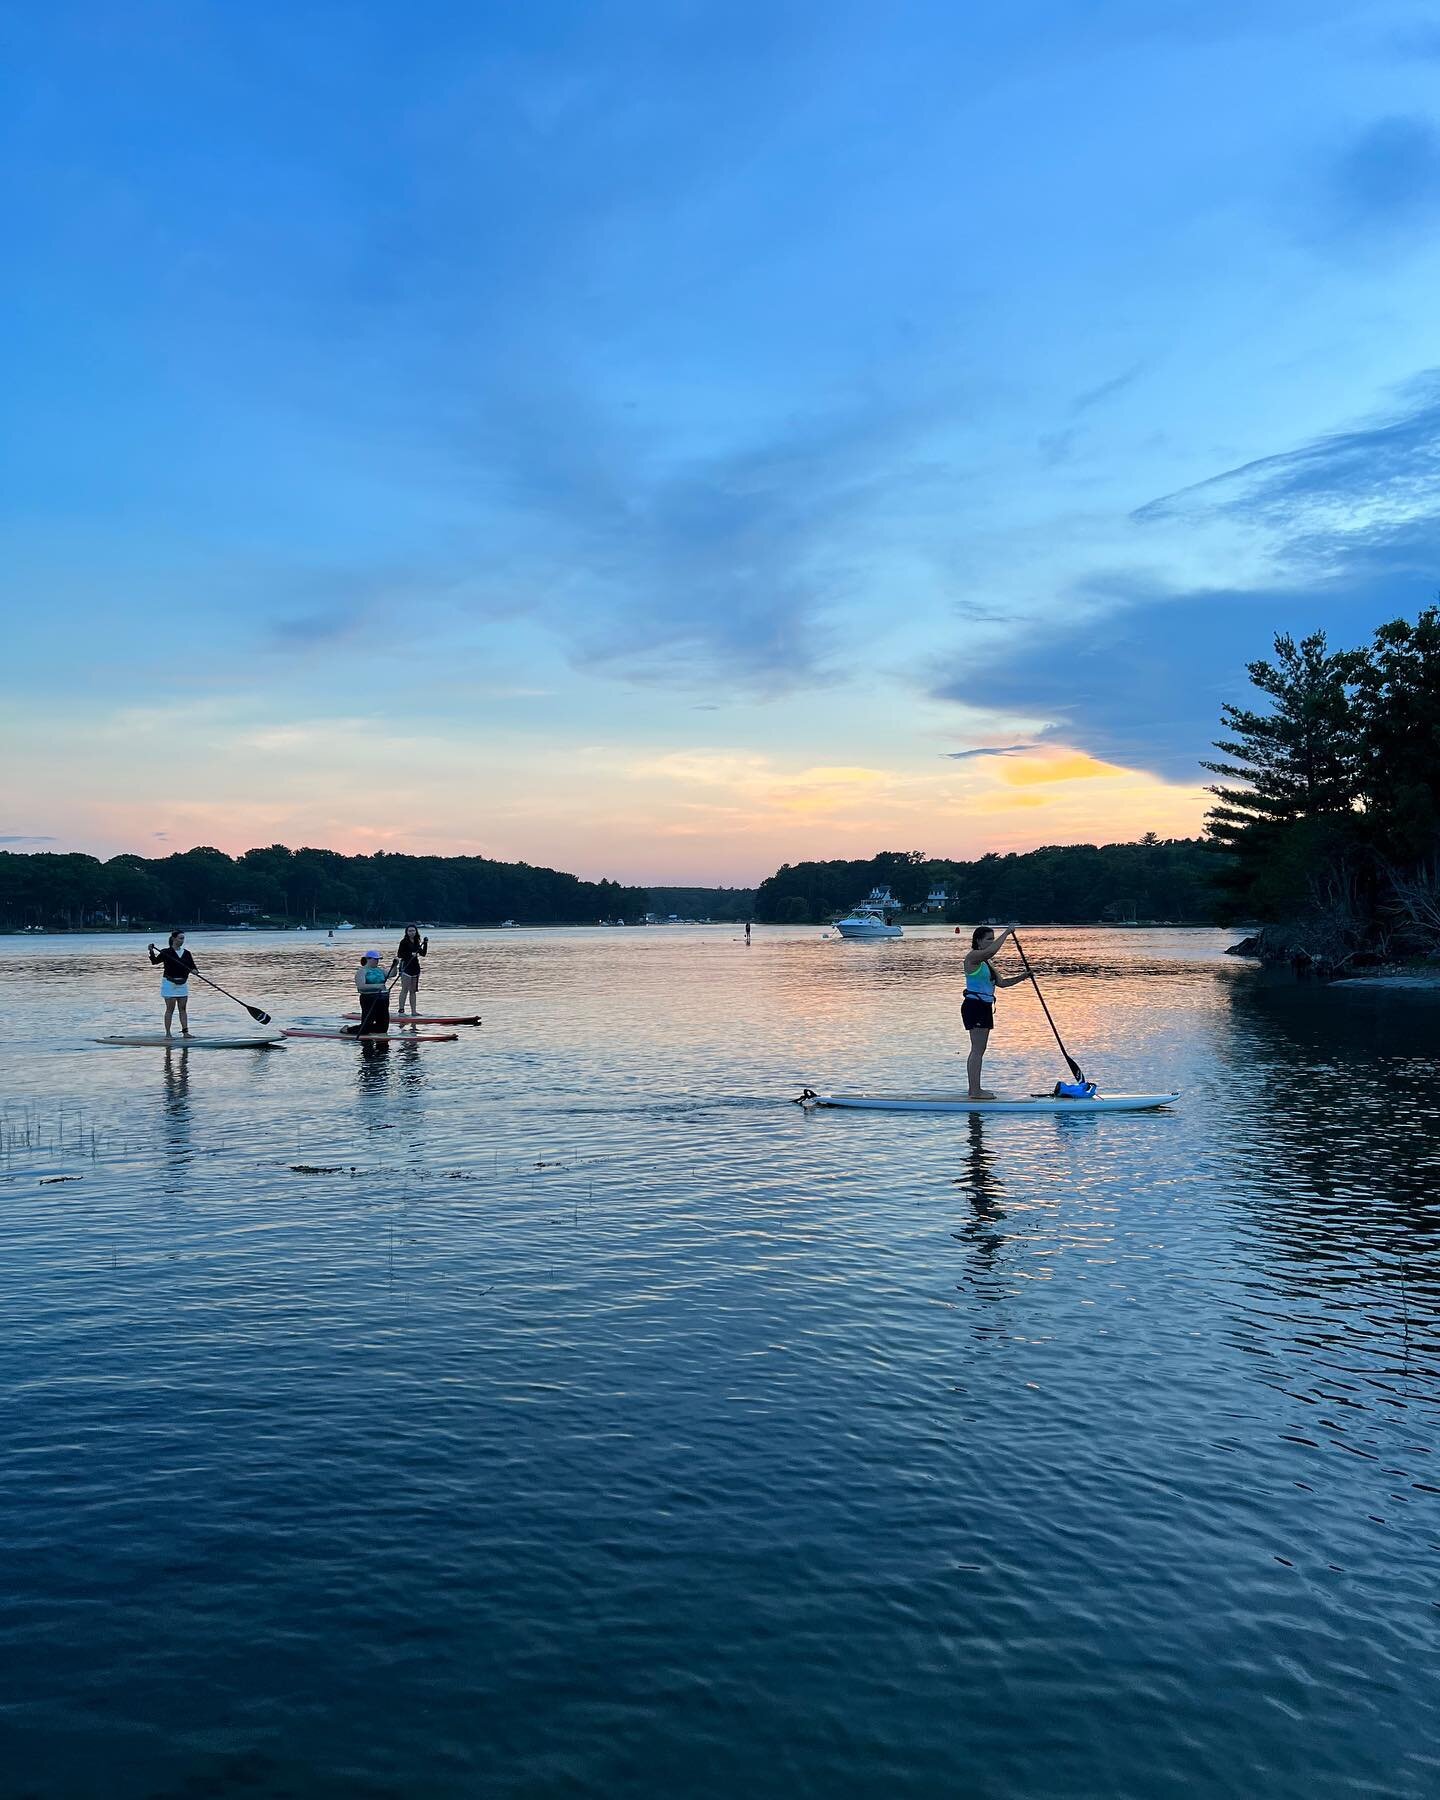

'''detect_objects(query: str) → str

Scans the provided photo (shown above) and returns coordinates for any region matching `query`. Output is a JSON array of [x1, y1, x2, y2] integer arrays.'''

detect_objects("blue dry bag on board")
[[1053, 1080, 1097, 1100]]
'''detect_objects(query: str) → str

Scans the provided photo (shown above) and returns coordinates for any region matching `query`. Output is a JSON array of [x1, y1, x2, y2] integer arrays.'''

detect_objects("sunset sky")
[[5, 2, 1439, 883]]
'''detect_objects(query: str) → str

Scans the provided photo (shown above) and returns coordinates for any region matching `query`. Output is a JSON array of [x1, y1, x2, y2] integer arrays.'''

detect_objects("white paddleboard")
[[802, 1090, 1179, 1115], [95, 1033, 285, 1049]]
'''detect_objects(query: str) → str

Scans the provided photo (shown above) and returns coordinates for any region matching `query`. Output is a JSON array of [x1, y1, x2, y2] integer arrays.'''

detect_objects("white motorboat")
[[833, 887, 904, 939]]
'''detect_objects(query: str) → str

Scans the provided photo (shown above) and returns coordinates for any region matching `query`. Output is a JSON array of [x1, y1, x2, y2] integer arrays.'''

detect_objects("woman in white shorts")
[[148, 930, 198, 1037]]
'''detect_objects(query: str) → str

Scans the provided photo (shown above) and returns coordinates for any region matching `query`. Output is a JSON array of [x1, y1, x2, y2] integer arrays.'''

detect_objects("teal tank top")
[[965, 959, 995, 1002]]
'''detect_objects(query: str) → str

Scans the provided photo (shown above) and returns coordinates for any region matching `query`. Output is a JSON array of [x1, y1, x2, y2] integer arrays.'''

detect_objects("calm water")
[[1, 926, 1438, 1799]]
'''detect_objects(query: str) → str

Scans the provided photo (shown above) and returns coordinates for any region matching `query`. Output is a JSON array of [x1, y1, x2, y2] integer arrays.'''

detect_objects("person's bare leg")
[[163, 997, 175, 1037], [177, 996, 190, 1037], [967, 1027, 994, 1099]]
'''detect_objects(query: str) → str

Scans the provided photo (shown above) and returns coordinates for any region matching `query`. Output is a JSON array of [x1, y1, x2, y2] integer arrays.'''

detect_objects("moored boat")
[[834, 887, 904, 939]]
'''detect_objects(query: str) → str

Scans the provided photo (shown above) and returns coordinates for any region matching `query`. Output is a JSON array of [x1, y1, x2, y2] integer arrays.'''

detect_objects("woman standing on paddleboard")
[[390, 925, 428, 1018], [348, 950, 391, 1036], [963, 924, 1031, 1099], [148, 930, 198, 1038]]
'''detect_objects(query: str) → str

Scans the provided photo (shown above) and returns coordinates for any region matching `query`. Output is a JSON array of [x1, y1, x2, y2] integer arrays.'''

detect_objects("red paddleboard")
[[341, 1013, 480, 1025], [283, 1028, 460, 1042]]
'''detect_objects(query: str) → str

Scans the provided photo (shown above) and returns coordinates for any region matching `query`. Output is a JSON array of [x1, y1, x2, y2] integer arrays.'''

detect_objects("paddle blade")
[[1066, 1054, 1086, 1083], [247, 1004, 273, 1024]]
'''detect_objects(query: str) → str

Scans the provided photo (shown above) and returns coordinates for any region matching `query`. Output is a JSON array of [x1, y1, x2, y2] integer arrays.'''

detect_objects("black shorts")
[[961, 998, 994, 1031]]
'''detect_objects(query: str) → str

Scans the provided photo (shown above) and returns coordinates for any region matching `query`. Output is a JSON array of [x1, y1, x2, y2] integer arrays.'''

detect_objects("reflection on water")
[[0, 926, 1438, 1799], [952, 1115, 1008, 1291], [159, 1045, 192, 1189]]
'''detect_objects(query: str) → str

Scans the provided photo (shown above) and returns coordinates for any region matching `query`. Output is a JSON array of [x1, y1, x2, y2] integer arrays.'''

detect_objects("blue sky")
[[3, 1, 1438, 880]]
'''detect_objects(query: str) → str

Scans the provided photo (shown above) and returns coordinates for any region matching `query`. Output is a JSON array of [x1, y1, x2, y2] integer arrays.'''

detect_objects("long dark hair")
[[402, 924, 421, 942], [167, 928, 185, 947], [971, 925, 994, 950]]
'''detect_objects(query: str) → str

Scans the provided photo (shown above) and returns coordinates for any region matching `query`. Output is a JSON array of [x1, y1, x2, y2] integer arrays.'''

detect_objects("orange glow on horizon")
[[1001, 751, 1131, 786], [6, 697, 1211, 885]]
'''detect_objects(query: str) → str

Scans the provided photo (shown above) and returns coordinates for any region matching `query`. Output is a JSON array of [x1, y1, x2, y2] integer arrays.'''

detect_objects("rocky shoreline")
[[1327, 969, 1440, 989], [1227, 929, 1440, 986]]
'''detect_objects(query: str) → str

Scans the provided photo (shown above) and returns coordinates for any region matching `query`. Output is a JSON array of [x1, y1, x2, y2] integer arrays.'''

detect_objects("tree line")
[[645, 886, 756, 921], [754, 840, 1221, 926], [1205, 605, 1440, 967], [0, 844, 648, 930]]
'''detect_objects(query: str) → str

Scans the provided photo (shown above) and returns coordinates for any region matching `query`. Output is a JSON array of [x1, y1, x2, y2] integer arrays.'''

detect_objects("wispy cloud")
[[0, 833, 56, 843], [1134, 370, 1440, 541], [935, 372, 1440, 781], [269, 607, 372, 650], [1071, 366, 1144, 415], [444, 380, 947, 697], [243, 379, 944, 698], [943, 743, 1038, 761], [1040, 366, 1148, 465], [629, 748, 906, 819], [262, 567, 424, 654]]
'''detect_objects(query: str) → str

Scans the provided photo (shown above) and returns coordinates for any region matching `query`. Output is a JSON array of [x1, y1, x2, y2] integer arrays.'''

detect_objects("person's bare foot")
[[968, 1088, 996, 1100]]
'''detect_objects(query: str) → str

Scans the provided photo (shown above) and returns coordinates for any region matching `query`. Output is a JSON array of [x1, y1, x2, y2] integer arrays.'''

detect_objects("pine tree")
[[1202, 632, 1364, 846], [1354, 605, 1440, 866], [1201, 631, 1366, 924]]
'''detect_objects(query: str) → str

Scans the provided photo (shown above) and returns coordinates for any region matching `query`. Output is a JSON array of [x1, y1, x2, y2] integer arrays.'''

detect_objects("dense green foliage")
[[0, 845, 646, 930], [1202, 632, 1367, 923], [754, 841, 1220, 926], [1204, 605, 1440, 962]]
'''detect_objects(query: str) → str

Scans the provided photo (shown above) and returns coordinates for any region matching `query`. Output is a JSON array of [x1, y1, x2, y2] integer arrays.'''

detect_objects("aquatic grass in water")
[[0, 927, 1438, 1797]]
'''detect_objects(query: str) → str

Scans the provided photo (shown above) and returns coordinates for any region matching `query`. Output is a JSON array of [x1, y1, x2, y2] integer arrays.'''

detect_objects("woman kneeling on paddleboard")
[[148, 930, 197, 1037], [390, 925, 428, 1018], [963, 924, 1031, 1099], [348, 950, 391, 1036]]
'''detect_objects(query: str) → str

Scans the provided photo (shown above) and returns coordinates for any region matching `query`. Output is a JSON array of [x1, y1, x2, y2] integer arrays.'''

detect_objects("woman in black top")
[[148, 930, 198, 1037], [390, 925, 428, 1017]]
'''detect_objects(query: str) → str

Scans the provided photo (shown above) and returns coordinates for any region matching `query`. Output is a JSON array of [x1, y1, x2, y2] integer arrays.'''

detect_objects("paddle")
[[191, 969, 273, 1026], [383, 962, 416, 1024], [1010, 931, 1086, 1085]]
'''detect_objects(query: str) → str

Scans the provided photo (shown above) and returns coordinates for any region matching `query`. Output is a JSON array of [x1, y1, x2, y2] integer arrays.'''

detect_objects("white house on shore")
[[925, 883, 950, 913]]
